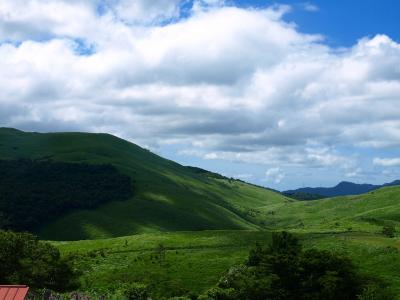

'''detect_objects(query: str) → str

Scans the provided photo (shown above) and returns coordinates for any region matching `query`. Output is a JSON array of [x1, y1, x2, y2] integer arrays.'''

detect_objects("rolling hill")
[[260, 185, 400, 233], [0, 127, 287, 240]]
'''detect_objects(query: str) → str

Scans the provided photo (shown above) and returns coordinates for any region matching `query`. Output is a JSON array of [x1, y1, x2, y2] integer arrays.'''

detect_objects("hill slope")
[[50, 186, 400, 297], [284, 180, 400, 197], [261, 186, 400, 232], [0, 128, 287, 240]]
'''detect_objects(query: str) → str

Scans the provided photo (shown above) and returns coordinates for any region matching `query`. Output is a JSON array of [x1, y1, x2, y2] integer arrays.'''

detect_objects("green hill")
[[258, 185, 400, 233], [0, 128, 286, 240]]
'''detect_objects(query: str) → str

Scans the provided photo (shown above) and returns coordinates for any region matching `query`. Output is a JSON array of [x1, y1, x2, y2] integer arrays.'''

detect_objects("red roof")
[[0, 286, 29, 300]]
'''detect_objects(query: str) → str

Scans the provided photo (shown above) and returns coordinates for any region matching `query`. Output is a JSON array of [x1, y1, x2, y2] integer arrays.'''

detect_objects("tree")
[[297, 249, 362, 299], [0, 230, 78, 291], [203, 232, 393, 300], [0, 159, 134, 232]]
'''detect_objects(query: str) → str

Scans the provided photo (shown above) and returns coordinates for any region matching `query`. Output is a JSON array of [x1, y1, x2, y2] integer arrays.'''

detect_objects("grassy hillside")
[[0, 128, 286, 240], [54, 230, 400, 299], [55, 231, 272, 298], [257, 186, 400, 233]]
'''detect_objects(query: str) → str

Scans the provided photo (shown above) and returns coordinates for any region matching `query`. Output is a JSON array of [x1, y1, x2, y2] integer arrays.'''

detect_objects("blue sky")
[[235, 0, 400, 46], [0, 0, 399, 190]]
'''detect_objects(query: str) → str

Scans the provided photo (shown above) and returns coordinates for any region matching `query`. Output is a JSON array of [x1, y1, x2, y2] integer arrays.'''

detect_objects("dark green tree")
[[204, 232, 392, 300], [0, 159, 134, 231], [0, 230, 78, 291]]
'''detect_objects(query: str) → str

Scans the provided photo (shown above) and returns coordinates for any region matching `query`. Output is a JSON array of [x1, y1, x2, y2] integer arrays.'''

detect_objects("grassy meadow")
[[51, 185, 400, 298], [54, 230, 400, 298]]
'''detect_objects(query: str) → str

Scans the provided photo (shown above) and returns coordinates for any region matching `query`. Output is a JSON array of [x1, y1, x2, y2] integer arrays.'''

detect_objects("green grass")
[[0, 128, 286, 240], [51, 185, 400, 298], [256, 186, 400, 233], [54, 231, 272, 298], [54, 230, 400, 299]]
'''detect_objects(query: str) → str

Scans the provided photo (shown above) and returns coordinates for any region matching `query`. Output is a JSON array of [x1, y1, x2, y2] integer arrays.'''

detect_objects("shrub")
[[357, 283, 396, 300], [206, 287, 237, 300], [120, 283, 148, 300], [382, 225, 396, 238]]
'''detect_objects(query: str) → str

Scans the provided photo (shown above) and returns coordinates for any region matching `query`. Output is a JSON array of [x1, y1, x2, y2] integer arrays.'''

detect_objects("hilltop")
[[0, 128, 286, 240]]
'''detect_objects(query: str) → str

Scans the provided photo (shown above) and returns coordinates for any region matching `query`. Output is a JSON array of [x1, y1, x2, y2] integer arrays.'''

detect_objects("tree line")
[[0, 159, 134, 231]]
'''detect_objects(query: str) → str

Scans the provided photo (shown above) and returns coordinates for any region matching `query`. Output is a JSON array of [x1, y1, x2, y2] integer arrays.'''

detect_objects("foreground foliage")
[[202, 232, 394, 300], [0, 230, 78, 291], [52, 231, 399, 299]]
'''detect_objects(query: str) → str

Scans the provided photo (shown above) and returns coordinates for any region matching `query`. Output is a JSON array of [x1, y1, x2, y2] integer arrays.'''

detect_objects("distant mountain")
[[284, 180, 400, 198]]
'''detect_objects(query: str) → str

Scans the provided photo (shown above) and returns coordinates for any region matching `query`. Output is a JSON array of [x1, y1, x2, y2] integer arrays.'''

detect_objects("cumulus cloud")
[[373, 157, 400, 167], [0, 0, 399, 183]]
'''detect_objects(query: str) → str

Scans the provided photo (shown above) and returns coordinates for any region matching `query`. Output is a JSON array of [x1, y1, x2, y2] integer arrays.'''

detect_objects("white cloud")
[[265, 168, 285, 183], [113, 0, 181, 24], [0, 0, 99, 40], [373, 157, 400, 167], [0, 1, 399, 178], [301, 2, 319, 12], [195, 146, 351, 171]]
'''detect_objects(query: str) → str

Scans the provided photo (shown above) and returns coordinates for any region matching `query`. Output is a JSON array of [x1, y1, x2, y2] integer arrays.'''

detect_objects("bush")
[[382, 225, 396, 238], [121, 283, 148, 300], [357, 283, 396, 300], [206, 287, 237, 300]]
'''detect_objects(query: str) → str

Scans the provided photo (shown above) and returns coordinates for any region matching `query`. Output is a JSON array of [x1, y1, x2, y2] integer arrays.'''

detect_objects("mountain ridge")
[[284, 179, 400, 198]]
